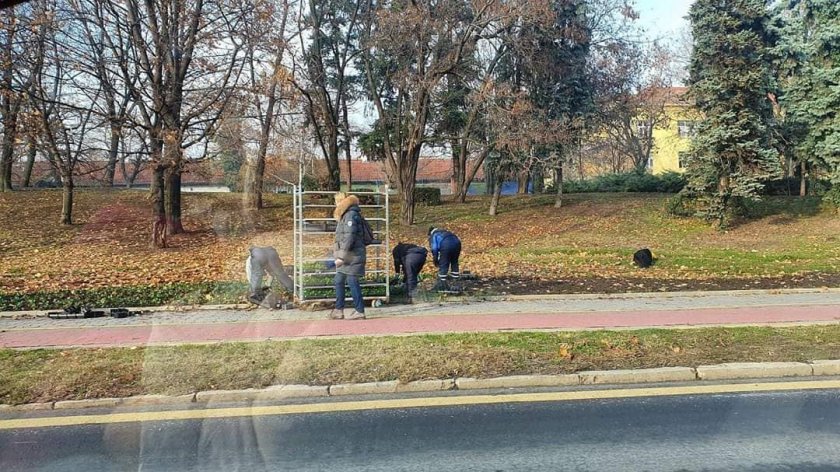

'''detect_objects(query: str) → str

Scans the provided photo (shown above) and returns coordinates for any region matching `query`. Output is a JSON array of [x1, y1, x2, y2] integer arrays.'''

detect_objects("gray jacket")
[[334, 195, 366, 277]]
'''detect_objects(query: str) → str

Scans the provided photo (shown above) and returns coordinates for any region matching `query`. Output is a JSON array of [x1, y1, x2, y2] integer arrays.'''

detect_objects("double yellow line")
[[3, 379, 840, 430]]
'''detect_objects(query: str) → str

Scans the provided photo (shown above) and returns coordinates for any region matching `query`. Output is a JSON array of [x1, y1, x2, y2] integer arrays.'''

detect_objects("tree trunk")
[[489, 175, 503, 216], [341, 94, 353, 192], [0, 125, 14, 191], [165, 167, 184, 235], [22, 135, 36, 187], [61, 175, 74, 225], [554, 165, 564, 208], [800, 161, 807, 197], [398, 161, 418, 225], [345, 152, 352, 191], [105, 124, 120, 186], [151, 164, 167, 248], [326, 137, 341, 191], [485, 164, 494, 196], [532, 168, 545, 194], [451, 140, 463, 197], [517, 172, 529, 194], [243, 158, 263, 209]]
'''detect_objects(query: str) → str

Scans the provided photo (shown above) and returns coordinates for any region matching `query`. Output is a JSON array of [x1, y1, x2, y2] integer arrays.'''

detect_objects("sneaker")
[[328, 309, 344, 320], [345, 311, 366, 320]]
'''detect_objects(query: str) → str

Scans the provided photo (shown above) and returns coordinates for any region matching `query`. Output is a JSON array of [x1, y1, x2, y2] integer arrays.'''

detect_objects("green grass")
[[3, 325, 840, 404]]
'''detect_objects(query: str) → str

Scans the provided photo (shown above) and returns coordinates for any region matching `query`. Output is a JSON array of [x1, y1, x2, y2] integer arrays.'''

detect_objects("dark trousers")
[[403, 252, 427, 294], [334, 272, 365, 313], [438, 238, 461, 280]]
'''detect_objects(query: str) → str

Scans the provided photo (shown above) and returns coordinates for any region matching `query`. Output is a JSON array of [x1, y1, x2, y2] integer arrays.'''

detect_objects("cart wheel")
[[372, 299, 383, 308]]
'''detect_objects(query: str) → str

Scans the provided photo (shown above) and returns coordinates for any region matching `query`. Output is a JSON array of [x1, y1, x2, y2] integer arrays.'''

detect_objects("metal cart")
[[292, 186, 390, 307]]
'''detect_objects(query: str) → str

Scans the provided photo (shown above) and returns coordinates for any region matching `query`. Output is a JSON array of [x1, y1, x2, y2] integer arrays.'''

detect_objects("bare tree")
[[359, 0, 525, 225], [0, 4, 40, 191], [95, 0, 246, 246], [591, 40, 679, 172], [29, 0, 102, 224], [73, 0, 134, 187], [287, 0, 362, 191], [241, 0, 292, 209]]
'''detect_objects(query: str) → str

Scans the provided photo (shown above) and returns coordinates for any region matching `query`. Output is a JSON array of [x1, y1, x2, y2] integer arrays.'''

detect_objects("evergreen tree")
[[774, 0, 840, 188], [684, 0, 782, 226]]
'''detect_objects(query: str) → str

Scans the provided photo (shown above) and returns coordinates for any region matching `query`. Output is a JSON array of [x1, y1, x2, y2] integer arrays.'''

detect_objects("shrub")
[[657, 172, 688, 193], [822, 185, 840, 210], [667, 192, 697, 217], [415, 187, 442, 205], [549, 171, 686, 194]]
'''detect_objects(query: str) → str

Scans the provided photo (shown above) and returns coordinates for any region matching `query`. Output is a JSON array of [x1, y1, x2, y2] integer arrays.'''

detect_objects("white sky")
[[634, 0, 694, 41]]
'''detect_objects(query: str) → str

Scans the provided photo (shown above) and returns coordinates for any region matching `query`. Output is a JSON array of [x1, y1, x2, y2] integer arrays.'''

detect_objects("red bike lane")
[[1, 304, 839, 349]]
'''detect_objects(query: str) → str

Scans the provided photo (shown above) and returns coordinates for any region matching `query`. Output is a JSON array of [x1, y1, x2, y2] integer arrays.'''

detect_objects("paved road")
[[2, 387, 840, 471], [2, 291, 840, 348]]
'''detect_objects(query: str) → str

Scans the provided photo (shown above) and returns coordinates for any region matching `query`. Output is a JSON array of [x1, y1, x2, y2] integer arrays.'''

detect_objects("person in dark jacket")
[[330, 193, 366, 320], [393, 243, 428, 298], [428, 227, 462, 291]]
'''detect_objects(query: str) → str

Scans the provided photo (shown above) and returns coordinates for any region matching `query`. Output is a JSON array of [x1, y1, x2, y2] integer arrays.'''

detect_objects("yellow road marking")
[[3, 379, 840, 430]]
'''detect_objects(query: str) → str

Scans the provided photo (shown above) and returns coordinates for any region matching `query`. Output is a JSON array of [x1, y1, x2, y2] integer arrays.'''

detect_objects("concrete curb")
[[3, 360, 839, 411], [696, 362, 813, 380]]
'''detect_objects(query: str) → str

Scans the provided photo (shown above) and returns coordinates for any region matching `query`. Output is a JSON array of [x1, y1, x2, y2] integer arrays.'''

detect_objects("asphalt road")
[[2, 388, 840, 472]]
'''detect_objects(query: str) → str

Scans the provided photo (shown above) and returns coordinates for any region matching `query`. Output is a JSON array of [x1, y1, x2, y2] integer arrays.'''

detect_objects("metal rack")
[[293, 186, 390, 306]]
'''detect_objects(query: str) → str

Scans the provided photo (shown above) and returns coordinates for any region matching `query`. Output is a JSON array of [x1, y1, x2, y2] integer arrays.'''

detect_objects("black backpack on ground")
[[633, 248, 654, 268]]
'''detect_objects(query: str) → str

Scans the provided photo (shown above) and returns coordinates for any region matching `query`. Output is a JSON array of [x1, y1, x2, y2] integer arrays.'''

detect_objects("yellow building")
[[642, 87, 701, 175]]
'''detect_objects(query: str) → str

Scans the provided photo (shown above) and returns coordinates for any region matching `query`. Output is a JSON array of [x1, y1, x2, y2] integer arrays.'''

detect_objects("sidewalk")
[[2, 290, 839, 349]]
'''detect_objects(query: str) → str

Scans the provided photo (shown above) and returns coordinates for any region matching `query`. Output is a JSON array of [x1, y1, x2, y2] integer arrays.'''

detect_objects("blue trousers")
[[334, 272, 365, 313], [438, 238, 461, 280], [403, 252, 427, 294]]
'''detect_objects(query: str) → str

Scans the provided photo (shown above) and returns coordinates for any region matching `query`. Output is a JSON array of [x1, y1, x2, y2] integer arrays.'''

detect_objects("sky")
[[634, 0, 694, 41]]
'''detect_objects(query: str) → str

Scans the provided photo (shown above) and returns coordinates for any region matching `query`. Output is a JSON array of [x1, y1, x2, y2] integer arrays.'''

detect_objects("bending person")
[[393, 242, 428, 299], [245, 246, 294, 304], [428, 227, 462, 292]]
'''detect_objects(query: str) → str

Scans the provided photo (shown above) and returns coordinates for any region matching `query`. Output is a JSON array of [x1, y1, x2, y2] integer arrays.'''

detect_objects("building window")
[[635, 120, 652, 137], [678, 152, 688, 169], [678, 121, 697, 138]]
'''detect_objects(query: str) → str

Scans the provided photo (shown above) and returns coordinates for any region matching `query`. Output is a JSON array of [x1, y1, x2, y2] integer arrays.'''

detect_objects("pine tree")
[[774, 0, 840, 189], [684, 0, 782, 226]]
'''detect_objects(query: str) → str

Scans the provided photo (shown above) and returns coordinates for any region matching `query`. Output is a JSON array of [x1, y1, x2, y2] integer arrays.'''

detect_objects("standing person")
[[330, 192, 367, 320], [245, 246, 295, 304], [428, 227, 462, 292], [393, 242, 428, 299]]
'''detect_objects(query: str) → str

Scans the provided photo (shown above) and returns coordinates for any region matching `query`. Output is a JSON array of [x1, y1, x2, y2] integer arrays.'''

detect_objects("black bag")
[[360, 216, 380, 246], [633, 248, 654, 268]]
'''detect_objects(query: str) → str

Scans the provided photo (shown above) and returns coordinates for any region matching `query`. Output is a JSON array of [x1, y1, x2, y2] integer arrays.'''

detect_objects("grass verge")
[[3, 325, 840, 405]]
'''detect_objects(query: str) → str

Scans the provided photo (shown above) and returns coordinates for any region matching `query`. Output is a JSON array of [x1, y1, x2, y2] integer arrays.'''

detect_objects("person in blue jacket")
[[428, 227, 461, 291]]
